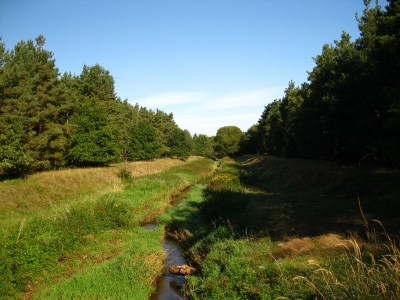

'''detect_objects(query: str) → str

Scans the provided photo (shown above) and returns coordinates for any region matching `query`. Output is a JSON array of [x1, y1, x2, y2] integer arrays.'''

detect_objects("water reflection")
[[143, 223, 158, 231], [150, 239, 187, 300], [145, 189, 190, 299]]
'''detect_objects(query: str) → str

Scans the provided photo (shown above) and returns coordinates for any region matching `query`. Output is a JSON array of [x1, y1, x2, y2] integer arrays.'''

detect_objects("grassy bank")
[[161, 156, 400, 299], [0, 158, 189, 227], [0, 157, 215, 299]]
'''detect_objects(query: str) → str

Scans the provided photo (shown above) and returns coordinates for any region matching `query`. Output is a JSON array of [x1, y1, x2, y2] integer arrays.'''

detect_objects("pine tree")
[[279, 81, 304, 157], [241, 125, 260, 154], [0, 35, 67, 171], [79, 64, 117, 105], [372, 0, 400, 165], [151, 109, 177, 157]]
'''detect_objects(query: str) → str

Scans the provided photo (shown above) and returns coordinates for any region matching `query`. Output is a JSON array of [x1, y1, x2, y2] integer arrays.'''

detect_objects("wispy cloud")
[[176, 112, 262, 136], [133, 87, 284, 111], [178, 113, 261, 124], [198, 87, 284, 110], [130, 87, 285, 136], [134, 91, 205, 107]]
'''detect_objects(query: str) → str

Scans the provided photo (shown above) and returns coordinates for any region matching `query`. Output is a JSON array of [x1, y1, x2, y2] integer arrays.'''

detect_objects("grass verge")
[[0, 157, 215, 299]]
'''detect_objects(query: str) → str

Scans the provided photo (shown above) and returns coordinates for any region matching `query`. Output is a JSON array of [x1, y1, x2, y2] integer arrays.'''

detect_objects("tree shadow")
[[167, 156, 400, 249], [236, 155, 400, 239]]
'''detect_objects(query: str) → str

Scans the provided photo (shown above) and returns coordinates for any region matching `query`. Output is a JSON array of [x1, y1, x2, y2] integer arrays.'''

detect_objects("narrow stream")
[[143, 188, 191, 300], [150, 237, 187, 300]]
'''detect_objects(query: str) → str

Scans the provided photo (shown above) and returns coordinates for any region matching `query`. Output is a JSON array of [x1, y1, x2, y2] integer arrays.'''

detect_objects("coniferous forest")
[[241, 0, 400, 167], [1, 0, 400, 180], [0, 35, 216, 179]]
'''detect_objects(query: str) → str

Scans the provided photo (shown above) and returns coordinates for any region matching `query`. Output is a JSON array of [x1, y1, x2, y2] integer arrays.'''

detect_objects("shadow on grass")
[[165, 155, 400, 248], [237, 155, 400, 238], [161, 156, 400, 300]]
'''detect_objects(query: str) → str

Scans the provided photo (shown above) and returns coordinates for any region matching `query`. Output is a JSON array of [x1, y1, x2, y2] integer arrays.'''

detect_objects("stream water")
[[143, 190, 190, 300], [149, 236, 187, 300]]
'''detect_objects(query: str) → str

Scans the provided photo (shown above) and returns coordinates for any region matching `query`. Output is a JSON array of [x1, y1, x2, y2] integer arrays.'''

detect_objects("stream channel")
[[143, 189, 190, 300]]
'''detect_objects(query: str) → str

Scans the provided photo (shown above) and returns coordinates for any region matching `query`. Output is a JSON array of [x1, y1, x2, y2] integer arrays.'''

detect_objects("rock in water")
[[169, 264, 196, 275]]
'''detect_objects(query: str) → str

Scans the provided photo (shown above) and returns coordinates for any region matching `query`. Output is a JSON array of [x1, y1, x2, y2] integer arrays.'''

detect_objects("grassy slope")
[[2, 155, 398, 299], [238, 155, 400, 238], [0, 158, 189, 227], [161, 155, 400, 299], [0, 157, 215, 300]]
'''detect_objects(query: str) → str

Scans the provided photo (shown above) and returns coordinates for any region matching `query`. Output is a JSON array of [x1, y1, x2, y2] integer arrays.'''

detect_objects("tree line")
[[2, 0, 398, 178], [239, 0, 400, 167], [0, 35, 214, 179]]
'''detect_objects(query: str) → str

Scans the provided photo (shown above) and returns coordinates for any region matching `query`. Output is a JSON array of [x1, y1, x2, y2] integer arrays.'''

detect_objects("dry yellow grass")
[[292, 231, 400, 299], [125, 157, 190, 177], [0, 158, 189, 225], [272, 234, 351, 259]]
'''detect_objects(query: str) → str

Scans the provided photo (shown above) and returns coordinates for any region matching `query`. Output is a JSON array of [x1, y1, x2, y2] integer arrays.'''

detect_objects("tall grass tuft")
[[294, 222, 400, 299]]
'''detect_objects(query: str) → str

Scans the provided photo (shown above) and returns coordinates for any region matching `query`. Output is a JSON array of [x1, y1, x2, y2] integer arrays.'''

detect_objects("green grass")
[[2, 155, 399, 299], [36, 226, 165, 300], [160, 156, 400, 299], [0, 157, 215, 299], [0, 158, 190, 228]]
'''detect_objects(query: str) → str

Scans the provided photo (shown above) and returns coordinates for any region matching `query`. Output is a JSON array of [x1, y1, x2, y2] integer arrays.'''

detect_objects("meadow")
[[0, 158, 191, 227], [0, 157, 215, 299], [1, 155, 399, 299]]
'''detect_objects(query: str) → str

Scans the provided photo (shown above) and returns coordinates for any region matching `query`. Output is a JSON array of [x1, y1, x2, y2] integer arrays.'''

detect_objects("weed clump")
[[117, 164, 132, 179]]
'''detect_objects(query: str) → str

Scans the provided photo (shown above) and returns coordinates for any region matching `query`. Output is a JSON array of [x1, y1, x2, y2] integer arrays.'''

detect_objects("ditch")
[[143, 187, 192, 300]]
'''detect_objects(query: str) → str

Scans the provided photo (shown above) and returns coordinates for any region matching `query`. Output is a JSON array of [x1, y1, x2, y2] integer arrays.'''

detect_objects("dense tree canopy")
[[214, 126, 243, 157], [3, 0, 398, 177], [0, 35, 67, 171], [67, 98, 119, 167], [0, 35, 207, 179], [169, 128, 193, 160], [0, 123, 33, 177], [241, 0, 400, 167], [126, 119, 161, 161], [193, 134, 214, 157]]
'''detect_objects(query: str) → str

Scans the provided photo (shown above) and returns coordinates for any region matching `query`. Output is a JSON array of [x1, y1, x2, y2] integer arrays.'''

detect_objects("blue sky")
[[1, 0, 367, 136]]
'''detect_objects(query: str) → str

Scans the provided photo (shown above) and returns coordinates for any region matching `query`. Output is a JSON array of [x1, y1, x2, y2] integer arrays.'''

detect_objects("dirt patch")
[[83, 233, 95, 240]]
